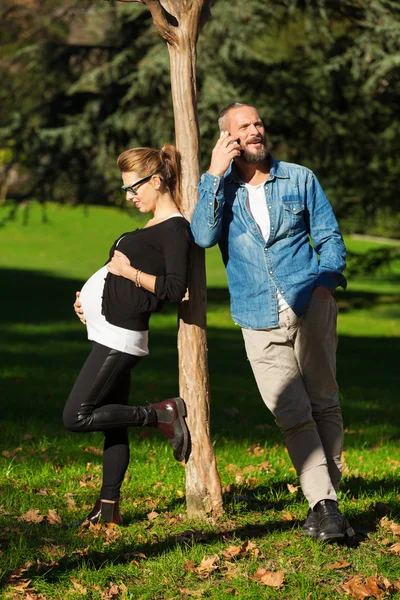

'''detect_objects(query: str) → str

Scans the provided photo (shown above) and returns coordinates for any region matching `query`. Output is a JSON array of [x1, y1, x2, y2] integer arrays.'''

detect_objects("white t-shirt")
[[244, 182, 289, 313]]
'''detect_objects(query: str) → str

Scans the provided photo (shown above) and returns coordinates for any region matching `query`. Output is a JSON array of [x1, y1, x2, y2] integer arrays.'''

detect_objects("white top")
[[244, 182, 289, 313], [79, 214, 184, 356], [80, 265, 149, 356]]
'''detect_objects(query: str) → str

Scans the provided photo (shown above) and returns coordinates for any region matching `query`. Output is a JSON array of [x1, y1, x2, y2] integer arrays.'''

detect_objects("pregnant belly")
[[79, 266, 107, 324]]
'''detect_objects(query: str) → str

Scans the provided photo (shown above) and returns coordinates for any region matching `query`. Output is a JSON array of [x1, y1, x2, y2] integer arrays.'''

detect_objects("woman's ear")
[[153, 175, 163, 191]]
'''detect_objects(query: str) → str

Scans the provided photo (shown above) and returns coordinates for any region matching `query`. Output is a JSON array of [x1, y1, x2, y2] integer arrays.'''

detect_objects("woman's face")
[[122, 171, 158, 213]]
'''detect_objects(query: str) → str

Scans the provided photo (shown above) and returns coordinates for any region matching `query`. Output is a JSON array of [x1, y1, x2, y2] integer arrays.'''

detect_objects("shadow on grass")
[[0, 268, 399, 446], [0, 493, 372, 588]]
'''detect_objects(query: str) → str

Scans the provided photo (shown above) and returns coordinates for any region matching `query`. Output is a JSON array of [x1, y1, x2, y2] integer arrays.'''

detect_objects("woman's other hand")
[[74, 291, 86, 325], [107, 250, 131, 277]]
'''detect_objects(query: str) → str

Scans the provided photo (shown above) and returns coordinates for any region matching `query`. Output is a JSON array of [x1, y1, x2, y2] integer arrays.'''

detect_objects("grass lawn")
[[0, 201, 399, 600]]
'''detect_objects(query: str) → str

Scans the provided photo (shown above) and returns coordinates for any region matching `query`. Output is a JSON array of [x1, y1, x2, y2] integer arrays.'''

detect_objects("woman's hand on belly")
[[74, 291, 87, 325], [107, 250, 131, 277]]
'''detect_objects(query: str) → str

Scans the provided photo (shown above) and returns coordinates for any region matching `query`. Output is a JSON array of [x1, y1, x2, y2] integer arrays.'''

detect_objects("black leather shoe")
[[81, 499, 122, 526], [149, 397, 190, 462], [314, 500, 355, 542], [302, 509, 319, 538]]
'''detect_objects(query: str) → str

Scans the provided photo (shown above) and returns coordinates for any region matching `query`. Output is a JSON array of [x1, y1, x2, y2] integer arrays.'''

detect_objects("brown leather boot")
[[149, 397, 190, 462], [82, 499, 122, 526]]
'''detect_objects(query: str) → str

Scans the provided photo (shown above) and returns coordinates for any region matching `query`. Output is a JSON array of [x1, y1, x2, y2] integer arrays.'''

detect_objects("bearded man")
[[191, 102, 354, 542]]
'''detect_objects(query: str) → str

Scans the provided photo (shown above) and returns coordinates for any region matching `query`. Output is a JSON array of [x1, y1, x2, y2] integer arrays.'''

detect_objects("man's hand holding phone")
[[208, 131, 241, 178]]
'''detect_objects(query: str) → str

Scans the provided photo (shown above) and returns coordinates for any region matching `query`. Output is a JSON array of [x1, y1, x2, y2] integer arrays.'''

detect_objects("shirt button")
[[269, 271, 273, 274], [209, 202, 213, 205], [281, 290, 284, 293], [268, 205, 272, 209], [292, 207, 296, 211], [271, 227, 274, 230]]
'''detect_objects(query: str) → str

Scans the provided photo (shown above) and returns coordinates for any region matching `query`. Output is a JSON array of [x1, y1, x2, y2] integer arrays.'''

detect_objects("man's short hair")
[[217, 102, 259, 130]]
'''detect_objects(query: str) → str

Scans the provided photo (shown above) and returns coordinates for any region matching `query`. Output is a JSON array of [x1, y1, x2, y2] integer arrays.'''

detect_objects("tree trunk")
[[116, 0, 223, 518], [168, 34, 223, 518]]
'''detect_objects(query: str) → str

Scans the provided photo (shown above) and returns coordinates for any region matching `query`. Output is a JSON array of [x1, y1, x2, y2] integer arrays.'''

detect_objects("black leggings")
[[63, 341, 156, 500]]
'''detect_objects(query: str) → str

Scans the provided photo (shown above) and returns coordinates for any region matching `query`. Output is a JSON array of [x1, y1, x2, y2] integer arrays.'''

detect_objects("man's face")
[[225, 106, 268, 164]]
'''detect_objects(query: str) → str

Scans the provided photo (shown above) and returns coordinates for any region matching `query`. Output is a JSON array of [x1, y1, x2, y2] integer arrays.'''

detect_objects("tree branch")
[[116, 0, 178, 46]]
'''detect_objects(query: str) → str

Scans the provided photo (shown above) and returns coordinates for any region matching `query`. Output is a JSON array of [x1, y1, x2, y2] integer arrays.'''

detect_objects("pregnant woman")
[[63, 145, 190, 526]]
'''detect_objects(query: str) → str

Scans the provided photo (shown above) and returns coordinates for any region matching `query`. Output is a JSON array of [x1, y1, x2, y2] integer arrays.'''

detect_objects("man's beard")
[[241, 135, 268, 164]]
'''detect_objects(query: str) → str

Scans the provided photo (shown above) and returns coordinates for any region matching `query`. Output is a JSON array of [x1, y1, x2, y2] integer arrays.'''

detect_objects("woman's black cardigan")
[[101, 217, 190, 331]]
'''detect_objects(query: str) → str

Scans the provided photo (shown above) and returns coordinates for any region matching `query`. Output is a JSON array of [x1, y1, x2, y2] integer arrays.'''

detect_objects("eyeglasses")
[[121, 173, 157, 196]]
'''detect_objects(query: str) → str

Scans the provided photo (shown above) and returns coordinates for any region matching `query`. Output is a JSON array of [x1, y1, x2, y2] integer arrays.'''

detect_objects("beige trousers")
[[242, 296, 343, 508]]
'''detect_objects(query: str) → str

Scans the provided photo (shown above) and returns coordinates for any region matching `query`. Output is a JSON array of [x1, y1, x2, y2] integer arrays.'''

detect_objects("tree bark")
[[116, 0, 223, 518], [169, 34, 223, 518]]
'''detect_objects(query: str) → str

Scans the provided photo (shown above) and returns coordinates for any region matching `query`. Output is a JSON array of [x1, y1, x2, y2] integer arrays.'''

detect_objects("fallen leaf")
[[83, 445, 103, 456], [147, 510, 159, 521], [251, 569, 285, 587], [17, 509, 44, 524], [2, 447, 22, 458], [178, 589, 204, 597], [223, 545, 242, 560], [327, 559, 351, 570], [389, 522, 400, 536], [342, 575, 386, 599], [246, 443, 265, 456], [257, 460, 271, 471], [47, 509, 62, 525], [287, 483, 299, 493], [71, 578, 88, 594], [388, 542, 400, 555], [33, 488, 49, 496], [65, 493, 76, 510], [194, 554, 219, 578], [281, 510, 295, 521], [184, 558, 196, 571], [101, 582, 128, 599]]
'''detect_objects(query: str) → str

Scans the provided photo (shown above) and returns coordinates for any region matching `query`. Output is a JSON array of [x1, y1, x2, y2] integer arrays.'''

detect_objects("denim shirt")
[[191, 155, 347, 329]]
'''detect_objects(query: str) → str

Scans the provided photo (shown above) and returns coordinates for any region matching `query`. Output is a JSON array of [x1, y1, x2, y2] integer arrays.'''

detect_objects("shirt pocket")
[[281, 196, 306, 236]]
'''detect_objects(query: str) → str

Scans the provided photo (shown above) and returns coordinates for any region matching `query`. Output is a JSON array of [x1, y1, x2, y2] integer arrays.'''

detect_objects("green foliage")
[[1, 0, 400, 235]]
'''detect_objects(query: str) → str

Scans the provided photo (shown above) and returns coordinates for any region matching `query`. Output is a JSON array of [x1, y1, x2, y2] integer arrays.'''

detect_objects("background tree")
[[2, 0, 400, 236]]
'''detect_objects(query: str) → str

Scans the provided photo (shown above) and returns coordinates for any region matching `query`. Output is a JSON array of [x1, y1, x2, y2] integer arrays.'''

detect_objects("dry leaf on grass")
[[71, 578, 88, 595], [2, 447, 22, 458], [251, 568, 285, 588], [16, 509, 44, 524], [65, 493, 76, 510], [246, 443, 265, 456], [388, 542, 400, 555], [342, 575, 393, 599], [193, 554, 219, 578], [179, 589, 204, 597], [287, 483, 299, 493], [101, 582, 128, 599], [388, 522, 400, 536], [83, 445, 103, 456], [47, 509, 62, 525], [33, 488, 49, 496], [223, 540, 261, 560], [281, 510, 296, 521], [147, 510, 159, 521], [327, 559, 351, 570]]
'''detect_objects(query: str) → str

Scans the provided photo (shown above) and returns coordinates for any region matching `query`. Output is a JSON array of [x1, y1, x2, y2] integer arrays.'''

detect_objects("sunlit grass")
[[0, 201, 399, 599]]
